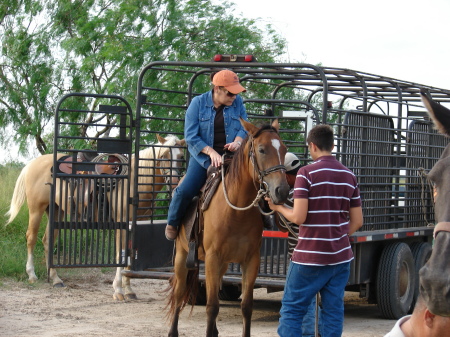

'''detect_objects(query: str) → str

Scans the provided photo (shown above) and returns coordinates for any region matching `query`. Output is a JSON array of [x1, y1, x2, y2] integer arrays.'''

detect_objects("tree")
[[0, 0, 287, 155]]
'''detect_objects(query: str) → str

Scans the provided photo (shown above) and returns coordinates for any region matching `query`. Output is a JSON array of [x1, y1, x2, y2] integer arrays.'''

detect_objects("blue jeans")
[[302, 296, 322, 337], [278, 261, 350, 337], [167, 157, 207, 228]]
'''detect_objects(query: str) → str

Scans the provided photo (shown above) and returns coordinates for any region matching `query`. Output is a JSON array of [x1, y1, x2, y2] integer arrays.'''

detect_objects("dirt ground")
[[0, 269, 395, 337]]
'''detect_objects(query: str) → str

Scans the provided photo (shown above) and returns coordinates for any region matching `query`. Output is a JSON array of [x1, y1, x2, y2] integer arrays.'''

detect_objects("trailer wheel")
[[408, 242, 432, 313], [218, 284, 241, 301], [376, 242, 415, 319]]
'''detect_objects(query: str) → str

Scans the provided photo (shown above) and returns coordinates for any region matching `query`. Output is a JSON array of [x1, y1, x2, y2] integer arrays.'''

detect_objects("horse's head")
[[419, 91, 450, 317], [241, 119, 290, 205], [155, 134, 186, 189]]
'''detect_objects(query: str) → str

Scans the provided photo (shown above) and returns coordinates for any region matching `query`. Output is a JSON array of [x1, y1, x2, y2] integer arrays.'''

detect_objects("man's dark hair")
[[306, 124, 334, 151]]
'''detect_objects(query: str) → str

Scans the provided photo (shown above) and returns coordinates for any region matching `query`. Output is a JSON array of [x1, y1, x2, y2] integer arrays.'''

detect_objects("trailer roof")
[[138, 61, 450, 123]]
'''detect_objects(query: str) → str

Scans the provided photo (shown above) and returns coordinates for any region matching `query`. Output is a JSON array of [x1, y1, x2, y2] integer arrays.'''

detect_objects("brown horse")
[[167, 119, 290, 337], [6, 134, 185, 301], [418, 91, 450, 316]]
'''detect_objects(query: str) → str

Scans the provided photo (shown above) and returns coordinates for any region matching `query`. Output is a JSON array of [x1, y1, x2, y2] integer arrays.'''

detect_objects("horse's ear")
[[421, 90, 450, 137], [240, 118, 259, 135], [271, 119, 280, 132], [156, 134, 166, 144], [179, 139, 186, 147]]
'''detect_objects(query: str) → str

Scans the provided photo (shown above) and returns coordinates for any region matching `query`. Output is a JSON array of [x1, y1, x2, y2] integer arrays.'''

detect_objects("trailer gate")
[[49, 93, 133, 269]]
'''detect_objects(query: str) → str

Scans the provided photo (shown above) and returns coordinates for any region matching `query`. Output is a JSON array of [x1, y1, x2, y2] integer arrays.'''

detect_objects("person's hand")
[[209, 149, 222, 167], [264, 196, 277, 211], [224, 141, 241, 152]]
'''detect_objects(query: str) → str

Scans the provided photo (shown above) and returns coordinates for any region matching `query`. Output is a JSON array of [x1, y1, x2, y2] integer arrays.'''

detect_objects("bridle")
[[222, 130, 285, 213], [248, 136, 286, 188]]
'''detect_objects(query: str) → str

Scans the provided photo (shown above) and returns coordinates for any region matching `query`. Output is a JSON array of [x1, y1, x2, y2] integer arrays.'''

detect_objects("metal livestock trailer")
[[50, 58, 450, 320]]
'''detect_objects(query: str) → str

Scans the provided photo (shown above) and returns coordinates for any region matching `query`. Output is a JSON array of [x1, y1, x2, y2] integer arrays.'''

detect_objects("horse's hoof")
[[125, 293, 138, 301], [53, 282, 65, 288], [28, 277, 38, 284], [113, 293, 125, 301]]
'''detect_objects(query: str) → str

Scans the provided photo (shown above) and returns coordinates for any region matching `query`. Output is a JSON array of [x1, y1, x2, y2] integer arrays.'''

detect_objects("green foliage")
[[0, 0, 288, 157], [0, 163, 48, 280]]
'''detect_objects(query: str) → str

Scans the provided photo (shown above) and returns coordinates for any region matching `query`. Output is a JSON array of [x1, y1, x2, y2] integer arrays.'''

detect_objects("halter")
[[248, 137, 286, 185], [222, 130, 286, 213]]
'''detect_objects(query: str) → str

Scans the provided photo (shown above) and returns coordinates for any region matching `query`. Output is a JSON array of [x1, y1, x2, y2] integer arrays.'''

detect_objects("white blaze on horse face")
[[169, 147, 183, 188], [271, 139, 283, 164]]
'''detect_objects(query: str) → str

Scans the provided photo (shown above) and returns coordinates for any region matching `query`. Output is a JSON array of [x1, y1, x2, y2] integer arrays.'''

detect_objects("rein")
[[221, 133, 285, 213], [221, 163, 267, 211]]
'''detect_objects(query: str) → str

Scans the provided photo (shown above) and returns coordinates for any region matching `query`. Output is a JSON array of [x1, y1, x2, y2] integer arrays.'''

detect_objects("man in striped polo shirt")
[[266, 124, 363, 337]]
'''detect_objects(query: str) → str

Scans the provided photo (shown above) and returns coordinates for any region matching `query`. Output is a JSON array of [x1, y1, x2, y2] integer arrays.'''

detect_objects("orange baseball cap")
[[212, 70, 246, 94]]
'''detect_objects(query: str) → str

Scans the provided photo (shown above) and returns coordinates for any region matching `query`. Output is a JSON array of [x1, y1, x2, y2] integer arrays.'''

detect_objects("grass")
[[0, 162, 49, 281]]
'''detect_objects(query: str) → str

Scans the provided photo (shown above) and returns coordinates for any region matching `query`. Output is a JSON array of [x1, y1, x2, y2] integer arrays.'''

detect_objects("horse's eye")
[[258, 147, 265, 154]]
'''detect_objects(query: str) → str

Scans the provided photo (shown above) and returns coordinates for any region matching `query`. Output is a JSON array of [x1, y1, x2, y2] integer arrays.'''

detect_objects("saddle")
[[56, 153, 123, 175], [183, 155, 233, 269]]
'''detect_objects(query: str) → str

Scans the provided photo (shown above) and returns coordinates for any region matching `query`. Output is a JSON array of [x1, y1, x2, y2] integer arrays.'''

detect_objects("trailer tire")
[[218, 285, 241, 301], [376, 242, 415, 319], [408, 242, 432, 313]]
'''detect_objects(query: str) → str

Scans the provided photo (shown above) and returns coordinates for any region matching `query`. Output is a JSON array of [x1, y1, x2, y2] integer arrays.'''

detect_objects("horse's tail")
[[5, 165, 28, 225], [165, 267, 199, 320]]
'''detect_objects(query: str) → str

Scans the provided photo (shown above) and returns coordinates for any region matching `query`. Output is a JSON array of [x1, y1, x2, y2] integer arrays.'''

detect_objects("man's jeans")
[[167, 157, 207, 228], [278, 261, 350, 337]]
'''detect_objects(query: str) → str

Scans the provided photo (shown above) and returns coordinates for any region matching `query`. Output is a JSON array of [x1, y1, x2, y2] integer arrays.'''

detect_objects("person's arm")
[[348, 206, 363, 235], [266, 197, 308, 226], [184, 97, 207, 154], [235, 96, 249, 140], [225, 97, 248, 152]]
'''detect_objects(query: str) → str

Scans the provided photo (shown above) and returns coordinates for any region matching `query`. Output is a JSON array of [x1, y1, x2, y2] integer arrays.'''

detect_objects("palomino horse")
[[418, 91, 450, 316], [111, 134, 186, 300], [167, 119, 290, 337], [6, 134, 185, 301]]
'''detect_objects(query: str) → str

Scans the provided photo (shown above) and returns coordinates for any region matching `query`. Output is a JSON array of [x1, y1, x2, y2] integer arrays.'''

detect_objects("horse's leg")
[[113, 229, 126, 300], [239, 253, 260, 337], [112, 267, 137, 301], [168, 242, 189, 337], [123, 266, 137, 300], [204, 254, 225, 337], [112, 266, 125, 301], [121, 227, 137, 300], [25, 209, 43, 283], [42, 212, 64, 287]]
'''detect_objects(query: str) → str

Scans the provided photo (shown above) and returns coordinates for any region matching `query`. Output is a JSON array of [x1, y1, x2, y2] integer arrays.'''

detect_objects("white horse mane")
[[139, 134, 180, 159]]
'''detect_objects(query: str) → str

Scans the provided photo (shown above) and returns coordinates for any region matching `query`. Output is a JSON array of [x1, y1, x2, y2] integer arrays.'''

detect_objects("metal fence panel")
[[49, 94, 133, 269]]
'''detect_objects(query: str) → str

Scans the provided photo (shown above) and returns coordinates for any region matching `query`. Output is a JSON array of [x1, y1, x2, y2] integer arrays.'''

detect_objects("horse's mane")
[[133, 135, 180, 178], [226, 124, 279, 188], [139, 134, 180, 160]]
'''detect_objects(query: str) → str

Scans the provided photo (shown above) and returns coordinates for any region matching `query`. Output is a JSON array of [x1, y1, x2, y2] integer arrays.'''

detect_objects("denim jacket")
[[185, 90, 248, 169]]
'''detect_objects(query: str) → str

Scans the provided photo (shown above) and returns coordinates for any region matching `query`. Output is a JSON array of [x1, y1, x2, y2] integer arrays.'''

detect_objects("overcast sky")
[[226, 0, 450, 89]]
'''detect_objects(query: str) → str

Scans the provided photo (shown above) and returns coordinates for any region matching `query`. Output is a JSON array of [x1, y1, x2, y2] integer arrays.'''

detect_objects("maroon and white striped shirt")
[[292, 155, 361, 266]]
